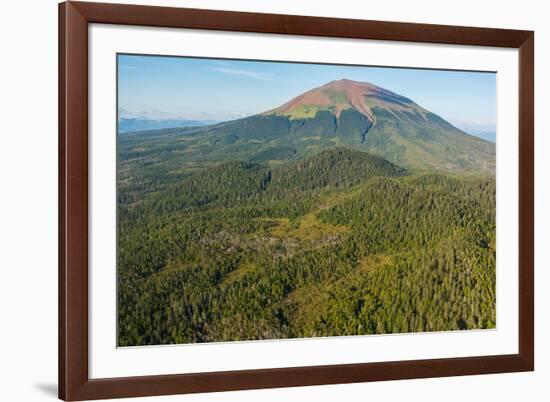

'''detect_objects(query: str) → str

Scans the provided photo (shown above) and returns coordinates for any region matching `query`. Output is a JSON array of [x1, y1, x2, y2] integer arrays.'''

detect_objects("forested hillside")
[[117, 78, 496, 346], [117, 146, 496, 346]]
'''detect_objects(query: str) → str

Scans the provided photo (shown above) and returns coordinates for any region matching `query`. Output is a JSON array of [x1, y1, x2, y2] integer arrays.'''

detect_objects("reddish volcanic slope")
[[264, 79, 426, 122]]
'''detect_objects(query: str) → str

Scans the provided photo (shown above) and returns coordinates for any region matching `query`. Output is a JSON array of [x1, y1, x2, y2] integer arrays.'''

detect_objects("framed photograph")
[[59, 1, 534, 400]]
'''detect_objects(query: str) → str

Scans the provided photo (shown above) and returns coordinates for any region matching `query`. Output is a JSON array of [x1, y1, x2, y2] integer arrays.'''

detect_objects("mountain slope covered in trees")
[[117, 79, 496, 346], [118, 144, 496, 345]]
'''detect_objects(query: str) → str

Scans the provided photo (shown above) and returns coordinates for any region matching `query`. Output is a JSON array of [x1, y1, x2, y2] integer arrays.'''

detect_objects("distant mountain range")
[[450, 121, 496, 143], [119, 79, 495, 173], [118, 117, 218, 133]]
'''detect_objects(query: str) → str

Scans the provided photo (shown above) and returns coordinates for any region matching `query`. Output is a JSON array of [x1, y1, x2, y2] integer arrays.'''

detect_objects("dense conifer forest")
[[117, 143, 496, 346]]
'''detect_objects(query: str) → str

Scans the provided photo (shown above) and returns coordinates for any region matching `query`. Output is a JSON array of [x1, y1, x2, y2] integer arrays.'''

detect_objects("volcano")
[[122, 79, 495, 173]]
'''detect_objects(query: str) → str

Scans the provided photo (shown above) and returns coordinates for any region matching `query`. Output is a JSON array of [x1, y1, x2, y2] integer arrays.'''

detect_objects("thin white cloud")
[[210, 66, 272, 81], [230, 111, 251, 119]]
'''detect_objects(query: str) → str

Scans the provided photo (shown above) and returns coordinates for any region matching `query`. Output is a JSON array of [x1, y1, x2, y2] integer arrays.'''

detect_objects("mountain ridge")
[[118, 117, 218, 133]]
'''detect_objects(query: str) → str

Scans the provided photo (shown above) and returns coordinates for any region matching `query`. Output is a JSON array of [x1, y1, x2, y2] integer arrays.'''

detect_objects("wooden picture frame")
[[59, 1, 534, 400]]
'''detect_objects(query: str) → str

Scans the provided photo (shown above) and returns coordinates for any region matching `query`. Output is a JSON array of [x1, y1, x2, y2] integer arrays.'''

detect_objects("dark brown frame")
[[59, 1, 534, 400]]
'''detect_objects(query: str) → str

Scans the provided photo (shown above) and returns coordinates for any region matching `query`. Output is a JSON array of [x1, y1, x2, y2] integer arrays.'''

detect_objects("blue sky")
[[118, 54, 496, 131]]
